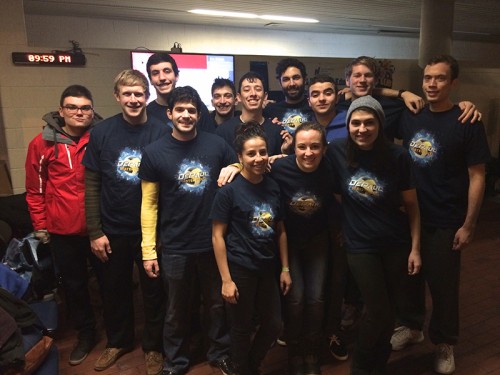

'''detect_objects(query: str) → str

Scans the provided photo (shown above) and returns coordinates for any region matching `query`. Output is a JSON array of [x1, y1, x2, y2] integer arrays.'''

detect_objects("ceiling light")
[[189, 9, 319, 24], [260, 15, 319, 23], [189, 9, 257, 19]]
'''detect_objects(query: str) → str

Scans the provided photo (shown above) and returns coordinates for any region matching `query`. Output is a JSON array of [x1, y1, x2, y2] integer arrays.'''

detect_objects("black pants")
[[397, 225, 461, 345], [93, 234, 166, 351], [347, 248, 407, 374], [50, 234, 98, 341], [228, 263, 282, 375]]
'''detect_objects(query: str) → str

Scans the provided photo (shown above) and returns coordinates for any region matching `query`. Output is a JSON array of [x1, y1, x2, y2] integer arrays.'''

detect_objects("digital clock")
[[12, 52, 86, 66]]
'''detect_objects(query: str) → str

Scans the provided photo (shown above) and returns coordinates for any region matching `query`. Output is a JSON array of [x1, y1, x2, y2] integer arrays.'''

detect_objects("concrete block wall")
[[1, 4, 499, 194]]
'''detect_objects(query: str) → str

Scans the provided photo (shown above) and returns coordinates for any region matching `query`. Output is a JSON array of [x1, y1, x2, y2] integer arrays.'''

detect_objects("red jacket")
[[25, 112, 100, 236]]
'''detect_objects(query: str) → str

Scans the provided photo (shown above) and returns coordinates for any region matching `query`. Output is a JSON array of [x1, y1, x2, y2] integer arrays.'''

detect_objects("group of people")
[[24, 52, 490, 375]]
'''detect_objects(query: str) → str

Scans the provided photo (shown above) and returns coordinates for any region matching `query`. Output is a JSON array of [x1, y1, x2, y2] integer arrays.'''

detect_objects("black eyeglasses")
[[62, 105, 93, 114]]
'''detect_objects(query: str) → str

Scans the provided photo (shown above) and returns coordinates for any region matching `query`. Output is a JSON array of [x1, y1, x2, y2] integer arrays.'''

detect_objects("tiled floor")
[[55, 197, 500, 375]]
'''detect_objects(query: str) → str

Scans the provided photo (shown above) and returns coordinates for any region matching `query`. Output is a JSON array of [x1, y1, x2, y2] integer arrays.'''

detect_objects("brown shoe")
[[94, 347, 131, 371], [145, 351, 164, 375]]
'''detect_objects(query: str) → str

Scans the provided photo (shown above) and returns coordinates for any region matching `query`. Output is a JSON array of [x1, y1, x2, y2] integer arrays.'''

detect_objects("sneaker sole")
[[69, 352, 88, 366], [276, 339, 287, 347], [331, 352, 349, 361]]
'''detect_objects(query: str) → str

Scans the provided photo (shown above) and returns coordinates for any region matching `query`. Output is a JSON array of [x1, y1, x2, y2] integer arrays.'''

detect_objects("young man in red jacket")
[[25, 85, 102, 366]]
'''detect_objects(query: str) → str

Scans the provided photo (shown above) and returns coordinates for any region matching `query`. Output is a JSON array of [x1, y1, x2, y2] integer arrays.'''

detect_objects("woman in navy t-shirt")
[[210, 121, 292, 375], [327, 96, 421, 374], [270, 122, 333, 374]]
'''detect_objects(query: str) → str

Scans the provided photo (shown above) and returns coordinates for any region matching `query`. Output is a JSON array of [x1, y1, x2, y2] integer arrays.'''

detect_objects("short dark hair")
[[167, 86, 203, 113], [308, 75, 337, 94], [238, 72, 265, 93], [293, 121, 327, 148], [426, 54, 459, 81], [275, 58, 307, 80], [59, 85, 93, 106], [345, 56, 379, 81], [234, 121, 268, 154], [146, 53, 179, 80], [211, 78, 236, 97]]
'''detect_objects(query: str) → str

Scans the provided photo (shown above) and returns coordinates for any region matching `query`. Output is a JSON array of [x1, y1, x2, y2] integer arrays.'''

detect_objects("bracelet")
[[282, 266, 290, 272], [398, 89, 406, 98]]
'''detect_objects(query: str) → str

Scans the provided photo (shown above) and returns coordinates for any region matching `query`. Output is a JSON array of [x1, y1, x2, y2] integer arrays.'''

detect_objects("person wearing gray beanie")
[[325, 96, 421, 374], [345, 95, 386, 128]]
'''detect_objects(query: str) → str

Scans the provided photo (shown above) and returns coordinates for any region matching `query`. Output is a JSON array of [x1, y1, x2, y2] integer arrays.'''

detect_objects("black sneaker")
[[303, 354, 321, 375], [328, 334, 348, 361], [69, 337, 96, 365], [211, 357, 239, 375]]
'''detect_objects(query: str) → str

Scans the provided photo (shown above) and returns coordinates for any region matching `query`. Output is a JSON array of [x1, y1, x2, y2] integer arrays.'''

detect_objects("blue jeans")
[[397, 225, 460, 345], [285, 231, 329, 349], [162, 252, 230, 374], [325, 221, 348, 336], [347, 248, 407, 373], [228, 262, 282, 375]]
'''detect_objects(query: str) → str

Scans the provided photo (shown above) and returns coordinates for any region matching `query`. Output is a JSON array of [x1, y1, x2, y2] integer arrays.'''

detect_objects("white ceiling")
[[24, 0, 500, 44]]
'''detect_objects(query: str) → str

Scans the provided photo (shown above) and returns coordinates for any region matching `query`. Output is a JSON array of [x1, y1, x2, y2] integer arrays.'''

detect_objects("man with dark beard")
[[264, 58, 314, 135]]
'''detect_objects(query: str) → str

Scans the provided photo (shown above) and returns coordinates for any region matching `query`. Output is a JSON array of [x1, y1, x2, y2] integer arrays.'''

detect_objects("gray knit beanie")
[[346, 95, 385, 127]]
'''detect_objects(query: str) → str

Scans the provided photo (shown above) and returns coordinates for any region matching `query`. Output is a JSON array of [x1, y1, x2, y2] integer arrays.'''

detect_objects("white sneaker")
[[434, 343, 455, 374], [390, 326, 424, 351]]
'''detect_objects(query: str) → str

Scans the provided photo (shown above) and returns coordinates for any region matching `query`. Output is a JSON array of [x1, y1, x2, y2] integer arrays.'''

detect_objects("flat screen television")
[[131, 51, 235, 111]]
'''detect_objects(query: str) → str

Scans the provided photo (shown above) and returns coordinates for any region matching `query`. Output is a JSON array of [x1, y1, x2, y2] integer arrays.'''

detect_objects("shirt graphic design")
[[250, 203, 275, 237], [408, 131, 439, 166], [289, 192, 321, 217], [176, 159, 210, 194], [281, 110, 310, 134], [348, 170, 385, 202], [116, 148, 142, 183]]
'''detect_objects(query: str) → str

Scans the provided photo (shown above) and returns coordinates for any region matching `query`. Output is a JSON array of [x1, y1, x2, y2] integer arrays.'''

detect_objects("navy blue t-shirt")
[[139, 131, 237, 254], [396, 105, 491, 228], [82, 113, 169, 236], [264, 98, 314, 134], [215, 116, 283, 156], [205, 110, 242, 134], [210, 174, 282, 272], [146, 100, 173, 128], [270, 155, 333, 238], [327, 139, 415, 253]]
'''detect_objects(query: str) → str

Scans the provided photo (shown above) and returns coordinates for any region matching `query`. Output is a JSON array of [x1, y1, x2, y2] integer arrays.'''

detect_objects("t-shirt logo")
[[348, 171, 384, 201], [289, 192, 321, 217], [282, 110, 310, 134], [409, 131, 438, 165], [251, 203, 275, 237], [177, 160, 210, 194], [116, 148, 141, 183]]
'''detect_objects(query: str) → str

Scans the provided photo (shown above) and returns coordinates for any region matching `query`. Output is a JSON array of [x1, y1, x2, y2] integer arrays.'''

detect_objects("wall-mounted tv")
[[131, 51, 235, 111]]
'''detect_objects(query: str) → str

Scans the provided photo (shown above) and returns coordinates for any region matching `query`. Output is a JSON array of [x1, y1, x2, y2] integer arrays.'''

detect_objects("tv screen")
[[131, 51, 235, 111]]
